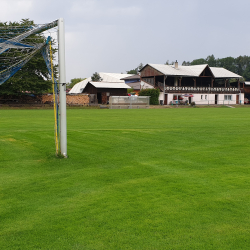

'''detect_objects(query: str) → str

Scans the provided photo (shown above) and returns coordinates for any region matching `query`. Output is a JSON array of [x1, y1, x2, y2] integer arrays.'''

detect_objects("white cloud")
[[1, 0, 250, 81], [69, 0, 142, 23], [0, 0, 33, 21]]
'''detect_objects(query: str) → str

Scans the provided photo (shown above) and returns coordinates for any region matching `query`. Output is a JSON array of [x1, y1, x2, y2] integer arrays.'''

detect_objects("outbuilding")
[[81, 81, 130, 104]]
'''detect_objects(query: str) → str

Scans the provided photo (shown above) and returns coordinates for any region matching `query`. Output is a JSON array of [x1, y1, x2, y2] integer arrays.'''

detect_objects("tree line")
[[182, 55, 250, 80], [127, 55, 250, 81]]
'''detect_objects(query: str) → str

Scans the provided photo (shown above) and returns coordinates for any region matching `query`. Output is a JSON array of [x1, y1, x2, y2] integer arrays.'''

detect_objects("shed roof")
[[126, 80, 154, 90], [88, 81, 130, 89], [120, 74, 140, 80], [69, 72, 132, 94], [210, 67, 242, 78]]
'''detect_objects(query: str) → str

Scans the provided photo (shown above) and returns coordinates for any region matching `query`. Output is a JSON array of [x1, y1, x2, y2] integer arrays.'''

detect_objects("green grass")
[[0, 108, 250, 249]]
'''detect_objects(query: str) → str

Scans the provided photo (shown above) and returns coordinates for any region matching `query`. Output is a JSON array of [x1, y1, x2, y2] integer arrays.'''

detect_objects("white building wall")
[[168, 93, 174, 104], [217, 94, 234, 105], [159, 92, 164, 103], [165, 93, 244, 105], [239, 93, 244, 104]]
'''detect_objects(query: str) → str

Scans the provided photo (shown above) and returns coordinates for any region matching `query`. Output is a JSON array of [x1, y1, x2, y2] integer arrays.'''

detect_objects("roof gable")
[[199, 65, 215, 77], [140, 64, 164, 77]]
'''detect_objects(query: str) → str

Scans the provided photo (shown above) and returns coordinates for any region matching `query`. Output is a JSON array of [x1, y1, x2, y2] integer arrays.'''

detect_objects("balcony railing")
[[165, 86, 240, 93]]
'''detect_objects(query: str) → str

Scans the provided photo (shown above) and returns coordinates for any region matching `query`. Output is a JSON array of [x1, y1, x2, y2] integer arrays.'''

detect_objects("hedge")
[[138, 88, 160, 105]]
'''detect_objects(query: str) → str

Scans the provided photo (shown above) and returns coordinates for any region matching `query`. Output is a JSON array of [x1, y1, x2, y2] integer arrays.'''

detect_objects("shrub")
[[191, 101, 196, 106], [139, 89, 160, 105], [127, 87, 134, 94]]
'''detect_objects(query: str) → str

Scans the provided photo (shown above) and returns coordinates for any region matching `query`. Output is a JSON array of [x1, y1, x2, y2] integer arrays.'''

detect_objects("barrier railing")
[[165, 86, 239, 92]]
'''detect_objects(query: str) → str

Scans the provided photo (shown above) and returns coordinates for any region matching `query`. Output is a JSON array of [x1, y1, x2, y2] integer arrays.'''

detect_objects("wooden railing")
[[165, 86, 240, 93]]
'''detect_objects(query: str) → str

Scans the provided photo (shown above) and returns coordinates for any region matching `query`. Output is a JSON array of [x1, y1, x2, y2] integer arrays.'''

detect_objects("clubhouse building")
[[139, 62, 243, 105]]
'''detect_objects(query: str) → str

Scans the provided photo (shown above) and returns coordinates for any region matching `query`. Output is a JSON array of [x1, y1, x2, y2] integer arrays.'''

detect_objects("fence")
[[109, 96, 150, 109]]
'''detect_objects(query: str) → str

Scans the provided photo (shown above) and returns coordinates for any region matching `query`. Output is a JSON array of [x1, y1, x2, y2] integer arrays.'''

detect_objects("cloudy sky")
[[1, 0, 250, 82]]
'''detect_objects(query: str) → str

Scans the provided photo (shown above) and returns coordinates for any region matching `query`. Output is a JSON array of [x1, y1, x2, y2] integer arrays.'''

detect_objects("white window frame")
[[224, 95, 232, 101]]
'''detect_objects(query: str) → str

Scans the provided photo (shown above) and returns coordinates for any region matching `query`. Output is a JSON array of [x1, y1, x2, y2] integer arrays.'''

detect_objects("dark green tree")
[[137, 63, 144, 71], [243, 65, 250, 81], [91, 72, 102, 82], [217, 57, 236, 72], [235, 56, 250, 76], [68, 78, 86, 88], [182, 61, 191, 66], [165, 60, 175, 65], [206, 54, 217, 67], [191, 58, 207, 65], [126, 68, 137, 74], [0, 19, 56, 95], [126, 63, 144, 74]]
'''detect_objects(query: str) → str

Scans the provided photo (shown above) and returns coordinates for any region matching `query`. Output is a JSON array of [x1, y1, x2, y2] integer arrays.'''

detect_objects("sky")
[[1, 0, 250, 82]]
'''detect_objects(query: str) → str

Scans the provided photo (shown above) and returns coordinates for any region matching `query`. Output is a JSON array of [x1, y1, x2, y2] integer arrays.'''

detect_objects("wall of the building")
[[165, 93, 244, 105], [159, 92, 164, 103], [83, 85, 128, 97]]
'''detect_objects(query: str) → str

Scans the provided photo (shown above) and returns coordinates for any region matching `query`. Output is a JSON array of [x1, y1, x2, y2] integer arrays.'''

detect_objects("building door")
[[236, 95, 239, 104], [97, 92, 102, 104], [164, 94, 168, 105], [101, 92, 107, 104], [215, 94, 218, 104]]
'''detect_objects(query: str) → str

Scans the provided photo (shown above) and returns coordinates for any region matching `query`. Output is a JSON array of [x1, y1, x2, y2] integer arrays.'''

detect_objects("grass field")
[[0, 107, 250, 249]]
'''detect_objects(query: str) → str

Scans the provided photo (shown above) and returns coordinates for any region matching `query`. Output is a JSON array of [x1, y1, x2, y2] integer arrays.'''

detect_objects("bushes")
[[139, 89, 160, 105]]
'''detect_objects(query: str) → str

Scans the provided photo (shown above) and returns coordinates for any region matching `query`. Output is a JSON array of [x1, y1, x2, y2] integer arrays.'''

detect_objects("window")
[[205, 95, 207, 100], [144, 78, 154, 85], [224, 95, 232, 101], [201, 95, 203, 100]]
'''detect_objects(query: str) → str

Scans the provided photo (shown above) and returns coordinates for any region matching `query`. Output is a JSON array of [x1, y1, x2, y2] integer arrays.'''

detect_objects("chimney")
[[175, 60, 178, 69]]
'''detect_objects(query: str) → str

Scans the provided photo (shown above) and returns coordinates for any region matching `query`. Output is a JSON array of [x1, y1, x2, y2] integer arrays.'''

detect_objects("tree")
[[91, 72, 102, 82], [191, 58, 207, 65], [217, 57, 236, 72], [0, 19, 56, 95], [165, 60, 174, 65], [126, 63, 144, 74], [68, 78, 86, 88], [137, 63, 144, 71], [126, 68, 137, 74], [182, 61, 191, 66], [206, 54, 217, 67], [243, 65, 250, 81]]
